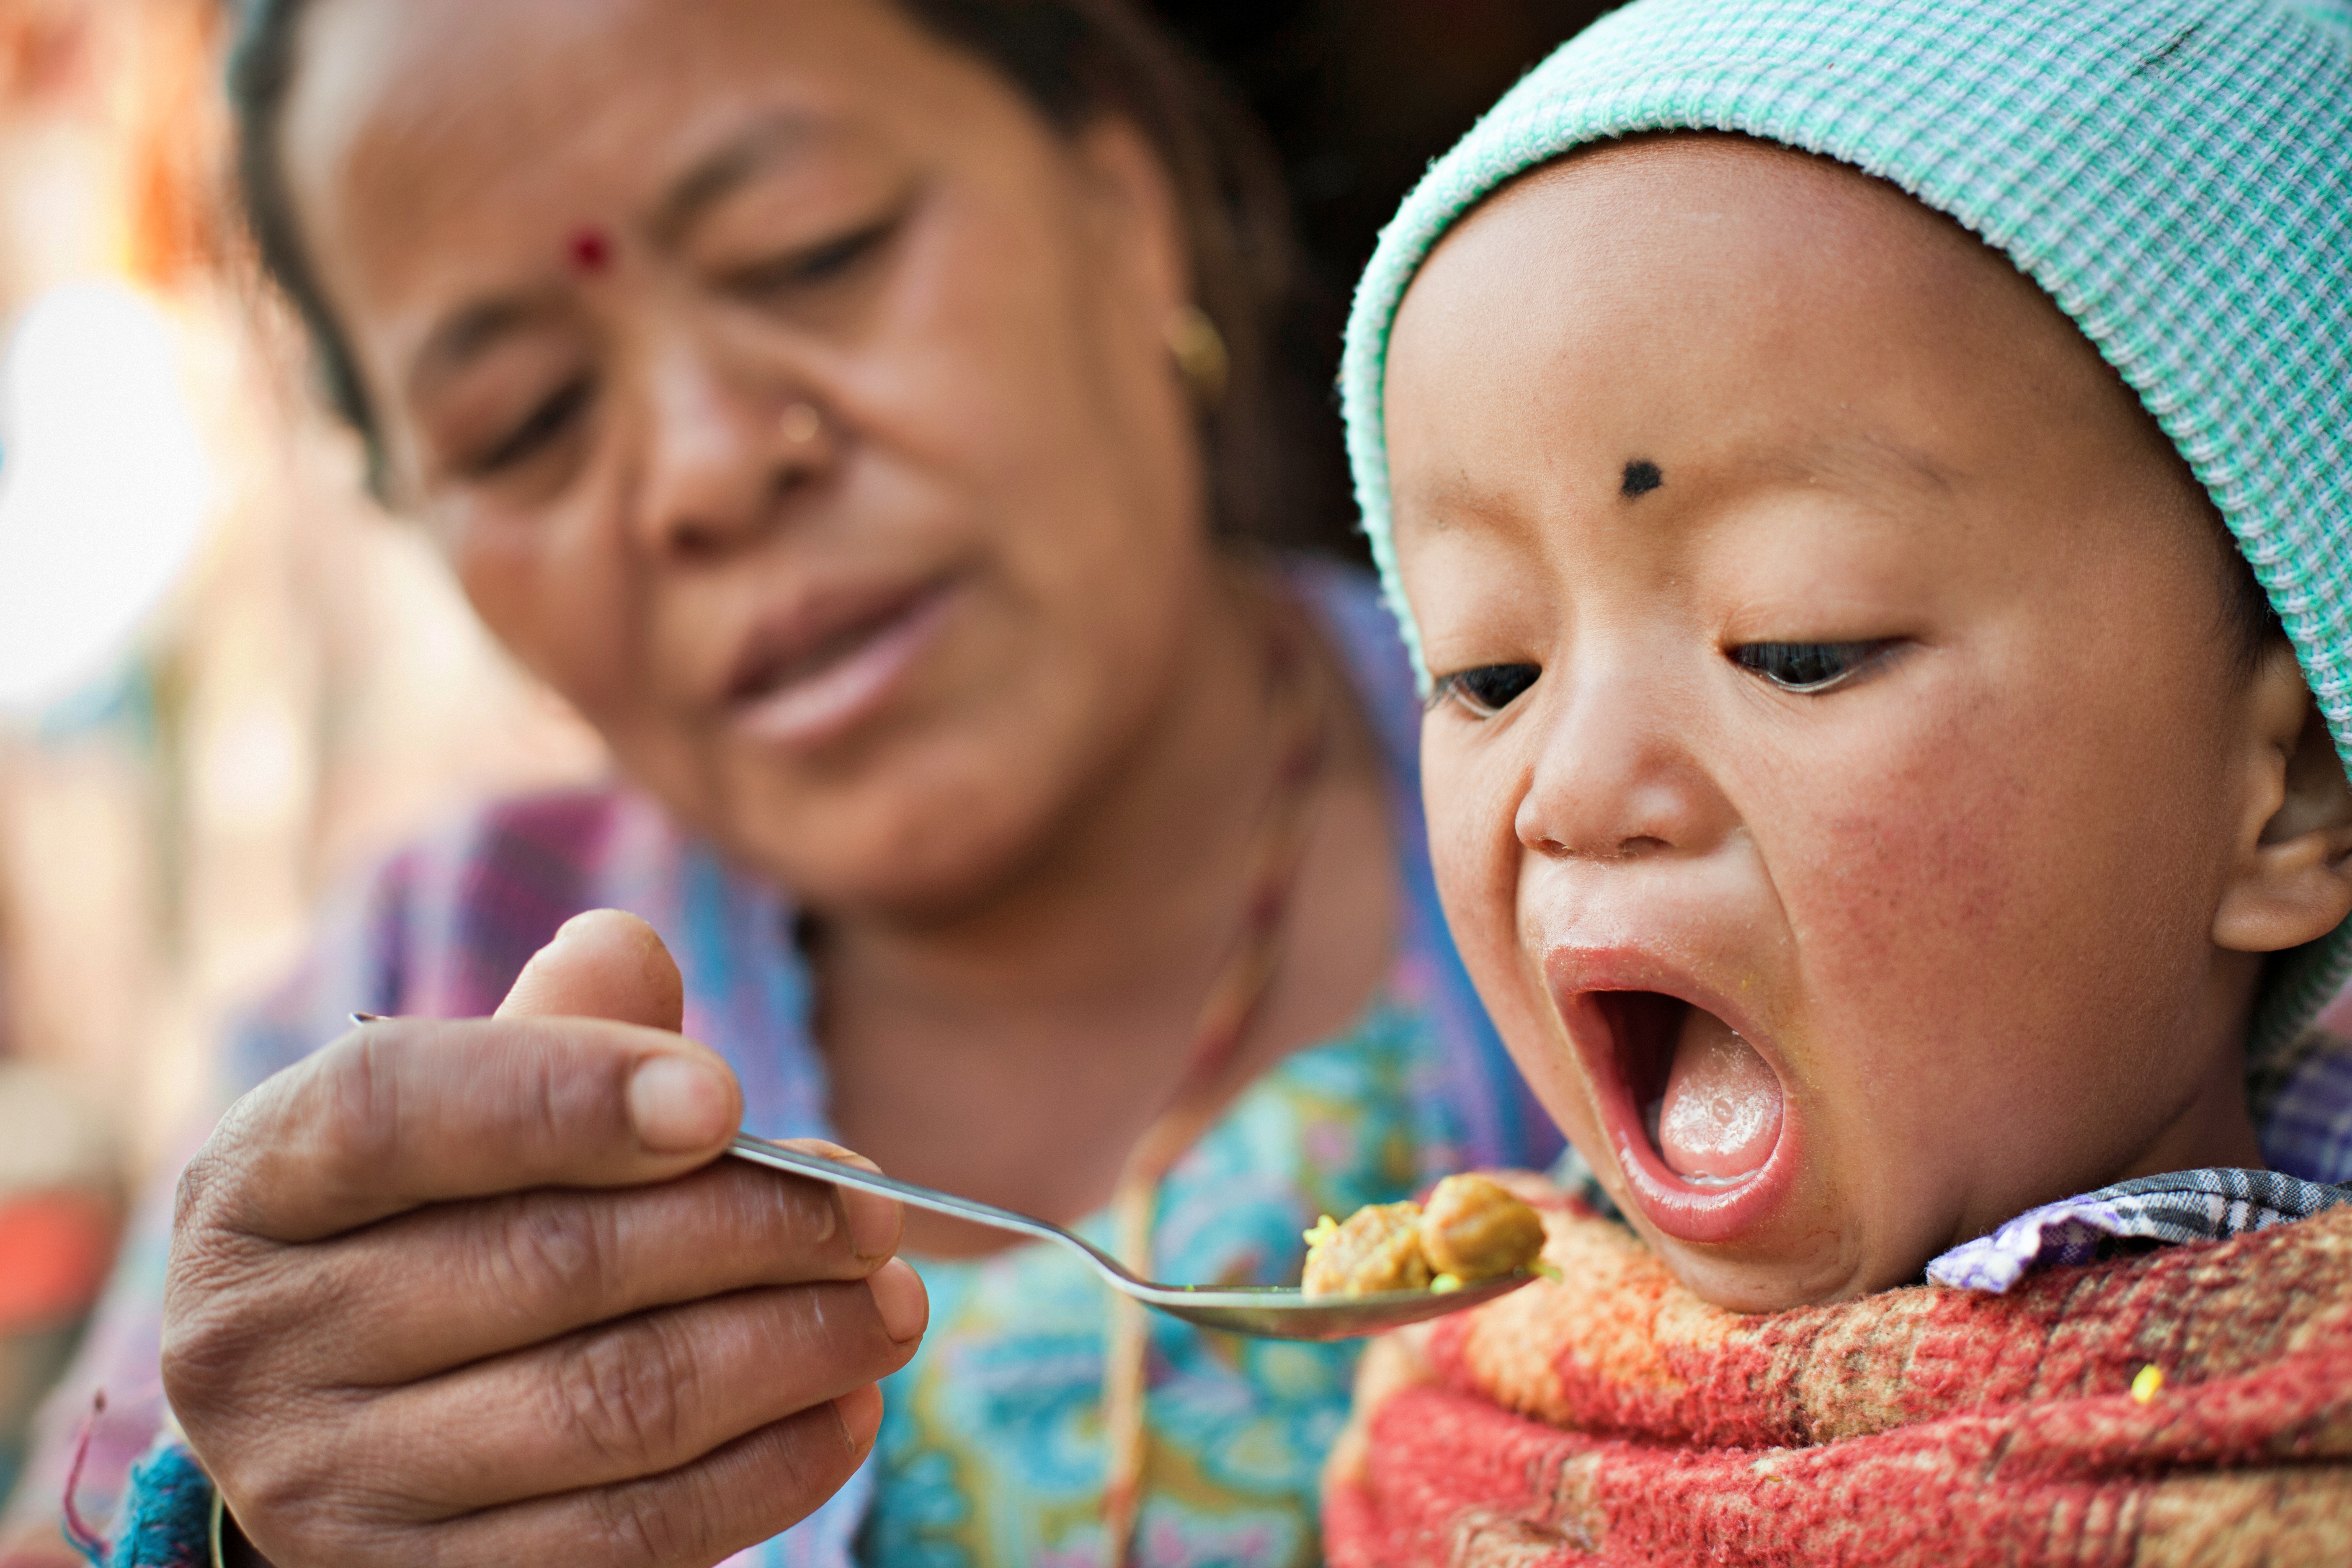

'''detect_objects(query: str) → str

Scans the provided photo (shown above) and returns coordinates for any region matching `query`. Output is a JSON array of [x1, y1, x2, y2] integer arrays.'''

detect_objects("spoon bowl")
[[729, 1132, 1537, 1341]]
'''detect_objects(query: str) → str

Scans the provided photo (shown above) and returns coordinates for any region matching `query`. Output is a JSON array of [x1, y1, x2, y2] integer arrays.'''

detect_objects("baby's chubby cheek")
[[1417, 730, 1574, 1109], [1767, 728, 2223, 1245]]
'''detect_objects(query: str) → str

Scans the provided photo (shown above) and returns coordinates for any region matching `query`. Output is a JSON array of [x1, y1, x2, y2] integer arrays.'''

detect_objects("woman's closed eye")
[[1435, 663, 1540, 717], [723, 215, 898, 304], [462, 375, 595, 478], [1730, 640, 1896, 694]]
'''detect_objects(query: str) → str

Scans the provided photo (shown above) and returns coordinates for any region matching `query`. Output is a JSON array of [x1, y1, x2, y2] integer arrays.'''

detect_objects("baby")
[[1327, 0, 2352, 1558]]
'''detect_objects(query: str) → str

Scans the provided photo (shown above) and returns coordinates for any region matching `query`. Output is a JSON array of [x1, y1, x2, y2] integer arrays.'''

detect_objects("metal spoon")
[[338, 1016, 1529, 1339], [730, 1131, 1537, 1342]]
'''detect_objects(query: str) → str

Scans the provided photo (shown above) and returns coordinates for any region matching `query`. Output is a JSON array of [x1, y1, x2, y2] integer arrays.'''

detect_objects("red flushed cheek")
[[1773, 712, 2057, 1108]]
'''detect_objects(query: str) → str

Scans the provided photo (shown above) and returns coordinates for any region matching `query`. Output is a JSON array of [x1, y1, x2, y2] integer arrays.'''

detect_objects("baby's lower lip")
[[1609, 1116, 1798, 1246], [1562, 989, 1800, 1247]]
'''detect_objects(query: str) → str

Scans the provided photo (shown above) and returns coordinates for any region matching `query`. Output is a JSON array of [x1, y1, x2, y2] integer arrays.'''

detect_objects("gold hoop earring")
[[1163, 305, 1228, 409], [780, 402, 822, 444]]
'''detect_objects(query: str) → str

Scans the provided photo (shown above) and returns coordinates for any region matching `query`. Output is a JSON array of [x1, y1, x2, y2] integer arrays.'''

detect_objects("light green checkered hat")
[[1341, 0, 2352, 1073]]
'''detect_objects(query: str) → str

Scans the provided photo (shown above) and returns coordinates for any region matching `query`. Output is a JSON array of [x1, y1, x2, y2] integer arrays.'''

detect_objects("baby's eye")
[[1436, 663, 1540, 717], [1730, 641, 1891, 694]]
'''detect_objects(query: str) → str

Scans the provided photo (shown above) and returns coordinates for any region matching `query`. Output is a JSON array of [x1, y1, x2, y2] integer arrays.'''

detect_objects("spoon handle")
[[728, 1132, 1127, 1279]]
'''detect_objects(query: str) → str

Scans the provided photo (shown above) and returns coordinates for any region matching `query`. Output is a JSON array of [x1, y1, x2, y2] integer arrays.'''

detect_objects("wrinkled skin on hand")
[[162, 911, 928, 1568]]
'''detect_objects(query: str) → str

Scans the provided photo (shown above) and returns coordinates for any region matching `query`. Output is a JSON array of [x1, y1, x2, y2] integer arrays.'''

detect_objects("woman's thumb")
[[496, 909, 687, 1032]]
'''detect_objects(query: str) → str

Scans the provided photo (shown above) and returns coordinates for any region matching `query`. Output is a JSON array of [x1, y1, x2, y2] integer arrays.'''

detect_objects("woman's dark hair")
[[228, 0, 1324, 548]]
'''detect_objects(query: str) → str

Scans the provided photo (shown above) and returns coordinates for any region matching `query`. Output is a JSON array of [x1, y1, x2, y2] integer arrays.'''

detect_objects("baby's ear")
[[2214, 645, 2352, 953]]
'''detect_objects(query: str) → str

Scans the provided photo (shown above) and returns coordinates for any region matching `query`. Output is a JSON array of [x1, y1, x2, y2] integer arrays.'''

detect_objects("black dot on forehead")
[[1622, 459, 1664, 498]]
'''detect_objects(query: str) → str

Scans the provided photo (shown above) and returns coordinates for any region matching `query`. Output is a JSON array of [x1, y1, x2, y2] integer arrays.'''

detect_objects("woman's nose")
[[1513, 661, 1735, 862], [631, 339, 830, 560]]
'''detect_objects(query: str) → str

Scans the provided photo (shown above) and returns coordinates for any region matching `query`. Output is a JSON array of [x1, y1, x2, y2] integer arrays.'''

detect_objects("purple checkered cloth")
[[1926, 1020, 2352, 1292], [1925, 1166, 2352, 1292]]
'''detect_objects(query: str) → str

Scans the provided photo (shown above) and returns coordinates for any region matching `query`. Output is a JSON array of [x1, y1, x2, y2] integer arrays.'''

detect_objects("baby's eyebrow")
[[1766, 433, 1958, 499]]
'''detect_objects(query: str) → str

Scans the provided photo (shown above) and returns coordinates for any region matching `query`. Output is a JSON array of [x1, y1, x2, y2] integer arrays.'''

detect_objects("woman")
[[7, 1, 1554, 1563]]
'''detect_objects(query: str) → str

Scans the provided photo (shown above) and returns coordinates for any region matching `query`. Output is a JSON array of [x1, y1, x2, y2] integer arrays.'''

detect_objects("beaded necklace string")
[[1099, 587, 1332, 1567]]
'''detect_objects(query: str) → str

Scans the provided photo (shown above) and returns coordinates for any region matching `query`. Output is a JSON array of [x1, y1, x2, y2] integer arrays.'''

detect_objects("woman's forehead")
[[276, 0, 997, 370], [280, 0, 963, 269]]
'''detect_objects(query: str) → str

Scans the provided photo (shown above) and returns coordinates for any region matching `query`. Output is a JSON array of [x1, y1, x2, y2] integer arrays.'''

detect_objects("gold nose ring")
[[780, 402, 821, 444]]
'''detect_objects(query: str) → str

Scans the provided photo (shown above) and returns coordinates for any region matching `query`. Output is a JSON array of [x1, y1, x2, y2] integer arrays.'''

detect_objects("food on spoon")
[[1300, 1178, 1549, 1297], [1301, 1202, 1432, 1296], [1418, 1174, 1549, 1282]]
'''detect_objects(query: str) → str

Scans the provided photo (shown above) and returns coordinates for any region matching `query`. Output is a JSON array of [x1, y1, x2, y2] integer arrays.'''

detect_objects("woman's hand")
[[162, 911, 926, 1568]]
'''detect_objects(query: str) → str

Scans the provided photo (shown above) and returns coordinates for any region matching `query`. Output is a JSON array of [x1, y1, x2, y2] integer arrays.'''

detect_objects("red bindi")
[[567, 227, 614, 275]]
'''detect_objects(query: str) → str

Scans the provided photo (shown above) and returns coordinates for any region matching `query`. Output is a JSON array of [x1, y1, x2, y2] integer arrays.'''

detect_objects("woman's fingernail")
[[835, 1384, 884, 1451], [867, 1259, 928, 1344], [841, 1188, 902, 1261], [627, 1056, 732, 1152]]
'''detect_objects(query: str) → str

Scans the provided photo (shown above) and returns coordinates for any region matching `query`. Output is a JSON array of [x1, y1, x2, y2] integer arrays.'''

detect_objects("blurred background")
[[0, 0, 1610, 1518]]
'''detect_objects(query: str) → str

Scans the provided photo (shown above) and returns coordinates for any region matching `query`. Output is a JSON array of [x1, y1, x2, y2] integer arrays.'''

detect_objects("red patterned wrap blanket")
[[1323, 1187, 2352, 1567]]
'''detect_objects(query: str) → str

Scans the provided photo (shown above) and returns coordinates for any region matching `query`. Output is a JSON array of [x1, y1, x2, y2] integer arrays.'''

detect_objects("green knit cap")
[[1342, 0, 2352, 1072]]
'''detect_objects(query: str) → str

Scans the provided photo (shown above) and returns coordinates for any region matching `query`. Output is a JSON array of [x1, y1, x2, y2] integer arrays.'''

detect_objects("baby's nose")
[[1512, 671, 1734, 862]]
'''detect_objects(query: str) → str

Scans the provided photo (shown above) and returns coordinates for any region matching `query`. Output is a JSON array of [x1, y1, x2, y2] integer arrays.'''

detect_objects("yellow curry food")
[[1300, 1173, 1549, 1297]]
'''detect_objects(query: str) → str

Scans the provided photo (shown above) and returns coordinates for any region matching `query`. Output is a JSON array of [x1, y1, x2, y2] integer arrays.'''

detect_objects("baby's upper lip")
[[718, 575, 945, 707], [1542, 942, 1801, 1117], [1541, 944, 1772, 1050]]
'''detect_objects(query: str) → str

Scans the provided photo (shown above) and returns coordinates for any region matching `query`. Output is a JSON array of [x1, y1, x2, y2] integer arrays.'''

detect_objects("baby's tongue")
[[1656, 1006, 1783, 1182]]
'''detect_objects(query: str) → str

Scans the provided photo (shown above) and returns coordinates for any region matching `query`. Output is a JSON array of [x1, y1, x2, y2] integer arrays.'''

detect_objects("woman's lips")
[[725, 580, 955, 748], [1546, 957, 1800, 1248]]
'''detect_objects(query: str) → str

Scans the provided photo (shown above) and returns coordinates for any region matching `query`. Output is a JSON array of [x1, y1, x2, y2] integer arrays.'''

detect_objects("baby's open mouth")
[[1590, 992, 1787, 1222], [1596, 992, 1785, 1188]]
